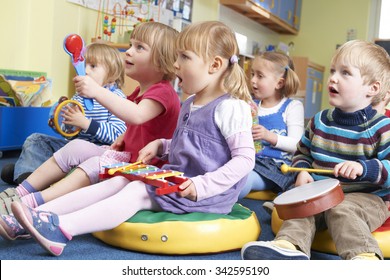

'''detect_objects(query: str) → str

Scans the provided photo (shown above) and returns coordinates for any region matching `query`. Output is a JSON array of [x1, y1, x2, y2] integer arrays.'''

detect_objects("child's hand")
[[178, 179, 197, 201], [137, 140, 163, 164], [111, 134, 125, 151], [61, 104, 90, 130], [295, 171, 314, 187], [334, 161, 363, 179], [73, 75, 100, 99], [252, 124, 277, 146], [252, 124, 266, 141]]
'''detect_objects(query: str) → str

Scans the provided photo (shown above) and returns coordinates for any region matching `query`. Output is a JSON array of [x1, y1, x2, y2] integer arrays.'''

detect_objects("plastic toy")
[[63, 34, 94, 110], [100, 162, 187, 195], [249, 100, 262, 153], [48, 96, 85, 138]]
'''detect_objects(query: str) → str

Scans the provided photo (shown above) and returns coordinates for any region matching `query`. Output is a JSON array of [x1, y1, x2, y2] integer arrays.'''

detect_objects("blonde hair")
[[176, 21, 252, 103], [255, 51, 300, 98], [84, 43, 125, 88], [130, 22, 178, 81], [331, 40, 390, 105]]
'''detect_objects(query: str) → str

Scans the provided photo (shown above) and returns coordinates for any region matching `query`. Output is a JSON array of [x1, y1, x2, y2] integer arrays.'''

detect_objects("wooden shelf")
[[220, 0, 298, 35], [91, 38, 129, 50]]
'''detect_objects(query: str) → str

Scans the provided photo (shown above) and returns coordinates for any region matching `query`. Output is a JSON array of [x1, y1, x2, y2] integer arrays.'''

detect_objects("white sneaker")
[[262, 201, 274, 215], [241, 241, 309, 260]]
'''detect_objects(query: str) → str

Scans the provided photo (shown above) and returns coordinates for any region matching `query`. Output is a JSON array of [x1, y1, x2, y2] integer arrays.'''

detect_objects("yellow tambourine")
[[48, 96, 85, 138]]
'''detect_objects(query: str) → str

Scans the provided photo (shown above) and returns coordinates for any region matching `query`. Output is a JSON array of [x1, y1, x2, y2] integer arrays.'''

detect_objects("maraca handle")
[[73, 62, 93, 110], [73, 61, 86, 76]]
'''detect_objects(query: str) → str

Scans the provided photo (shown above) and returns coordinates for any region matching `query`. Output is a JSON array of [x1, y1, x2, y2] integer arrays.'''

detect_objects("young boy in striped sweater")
[[242, 40, 390, 260]]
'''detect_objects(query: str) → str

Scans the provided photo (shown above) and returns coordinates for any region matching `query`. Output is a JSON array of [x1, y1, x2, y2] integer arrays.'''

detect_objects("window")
[[379, 0, 390, 38]]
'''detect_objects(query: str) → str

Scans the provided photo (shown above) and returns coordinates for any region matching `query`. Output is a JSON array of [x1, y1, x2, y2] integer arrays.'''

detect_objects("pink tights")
[[37, 176, 161, 236]]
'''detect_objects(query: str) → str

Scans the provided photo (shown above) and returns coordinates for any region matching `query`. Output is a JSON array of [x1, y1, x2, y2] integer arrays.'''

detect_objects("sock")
[[15, 180, 36, 197], [272, 239, 298, 251], [354, 253, 380, 260], [20, 192, 44, 208]]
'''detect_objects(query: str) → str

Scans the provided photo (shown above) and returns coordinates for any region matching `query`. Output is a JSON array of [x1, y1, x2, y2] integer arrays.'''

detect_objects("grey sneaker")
[[0, 189, 21, 215], [0, 187, 18, 199]]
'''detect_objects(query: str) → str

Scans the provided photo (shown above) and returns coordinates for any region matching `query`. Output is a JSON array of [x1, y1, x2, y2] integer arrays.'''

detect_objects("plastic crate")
[[0, 107, 61, 151]]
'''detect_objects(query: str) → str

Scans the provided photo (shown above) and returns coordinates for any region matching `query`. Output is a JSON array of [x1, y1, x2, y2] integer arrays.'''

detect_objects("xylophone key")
[[100, 163, 187, 196]]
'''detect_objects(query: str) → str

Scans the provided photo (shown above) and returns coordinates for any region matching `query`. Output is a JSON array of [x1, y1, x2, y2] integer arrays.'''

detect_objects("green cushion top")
[[127, 203, 252, 224]]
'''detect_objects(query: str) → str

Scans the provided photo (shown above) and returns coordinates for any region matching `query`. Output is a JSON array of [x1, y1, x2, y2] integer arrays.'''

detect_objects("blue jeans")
[[14, 133, 67, 180], [238, 157, 296, 199]]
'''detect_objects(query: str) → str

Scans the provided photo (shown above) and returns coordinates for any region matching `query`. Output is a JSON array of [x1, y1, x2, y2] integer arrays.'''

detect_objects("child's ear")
[[368, 81, 381, 97], [209, 56, 223, 73], [276, 78, 285, 90]]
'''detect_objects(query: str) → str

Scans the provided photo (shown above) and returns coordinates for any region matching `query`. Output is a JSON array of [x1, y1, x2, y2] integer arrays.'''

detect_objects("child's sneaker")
[[0, 187, 18, 199], [241, 241, 309, 260], [11, 202, 72, 256], [0, 188, 21, 215], [0, 214, 31, 240], [262, 201, 274, 215]]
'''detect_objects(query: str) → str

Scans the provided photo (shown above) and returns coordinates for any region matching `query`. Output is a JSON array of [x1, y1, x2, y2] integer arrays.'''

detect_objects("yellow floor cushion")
[[271, 208, 390, 258], [245, 190, 277, 201], [93, 203, 261, 255]]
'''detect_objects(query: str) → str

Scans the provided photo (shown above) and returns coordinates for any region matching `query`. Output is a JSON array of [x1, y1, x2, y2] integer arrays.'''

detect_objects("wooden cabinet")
[[292, 57, 325, 119], [219, 0, 302, 35], [293, 0, 302, 30]]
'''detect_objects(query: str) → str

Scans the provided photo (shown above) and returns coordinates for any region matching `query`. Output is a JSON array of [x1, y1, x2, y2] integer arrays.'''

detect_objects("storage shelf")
[[220, 0, 298, 35]]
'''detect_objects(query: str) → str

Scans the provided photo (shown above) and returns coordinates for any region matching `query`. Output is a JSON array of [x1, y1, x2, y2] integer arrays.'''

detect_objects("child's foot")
[[241, 241, 309, 260], [0, 188, 21, 215], [262, 201, 274, 215], [0, 214, 31, 240], [11, 202, 72, 256], [0, 187, 19, 199], [351, 253, 380, 260]]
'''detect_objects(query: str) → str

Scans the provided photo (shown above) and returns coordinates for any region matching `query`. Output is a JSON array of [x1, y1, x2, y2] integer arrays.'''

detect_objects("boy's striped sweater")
[[292, 105, 390, 192]]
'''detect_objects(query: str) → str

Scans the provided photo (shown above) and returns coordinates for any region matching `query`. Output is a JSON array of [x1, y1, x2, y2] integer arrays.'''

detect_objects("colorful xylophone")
[[100, 161, 188, 195]]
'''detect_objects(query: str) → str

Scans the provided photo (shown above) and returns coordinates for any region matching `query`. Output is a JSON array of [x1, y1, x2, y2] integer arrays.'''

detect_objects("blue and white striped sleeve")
[[73, 89, 127, 145]]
